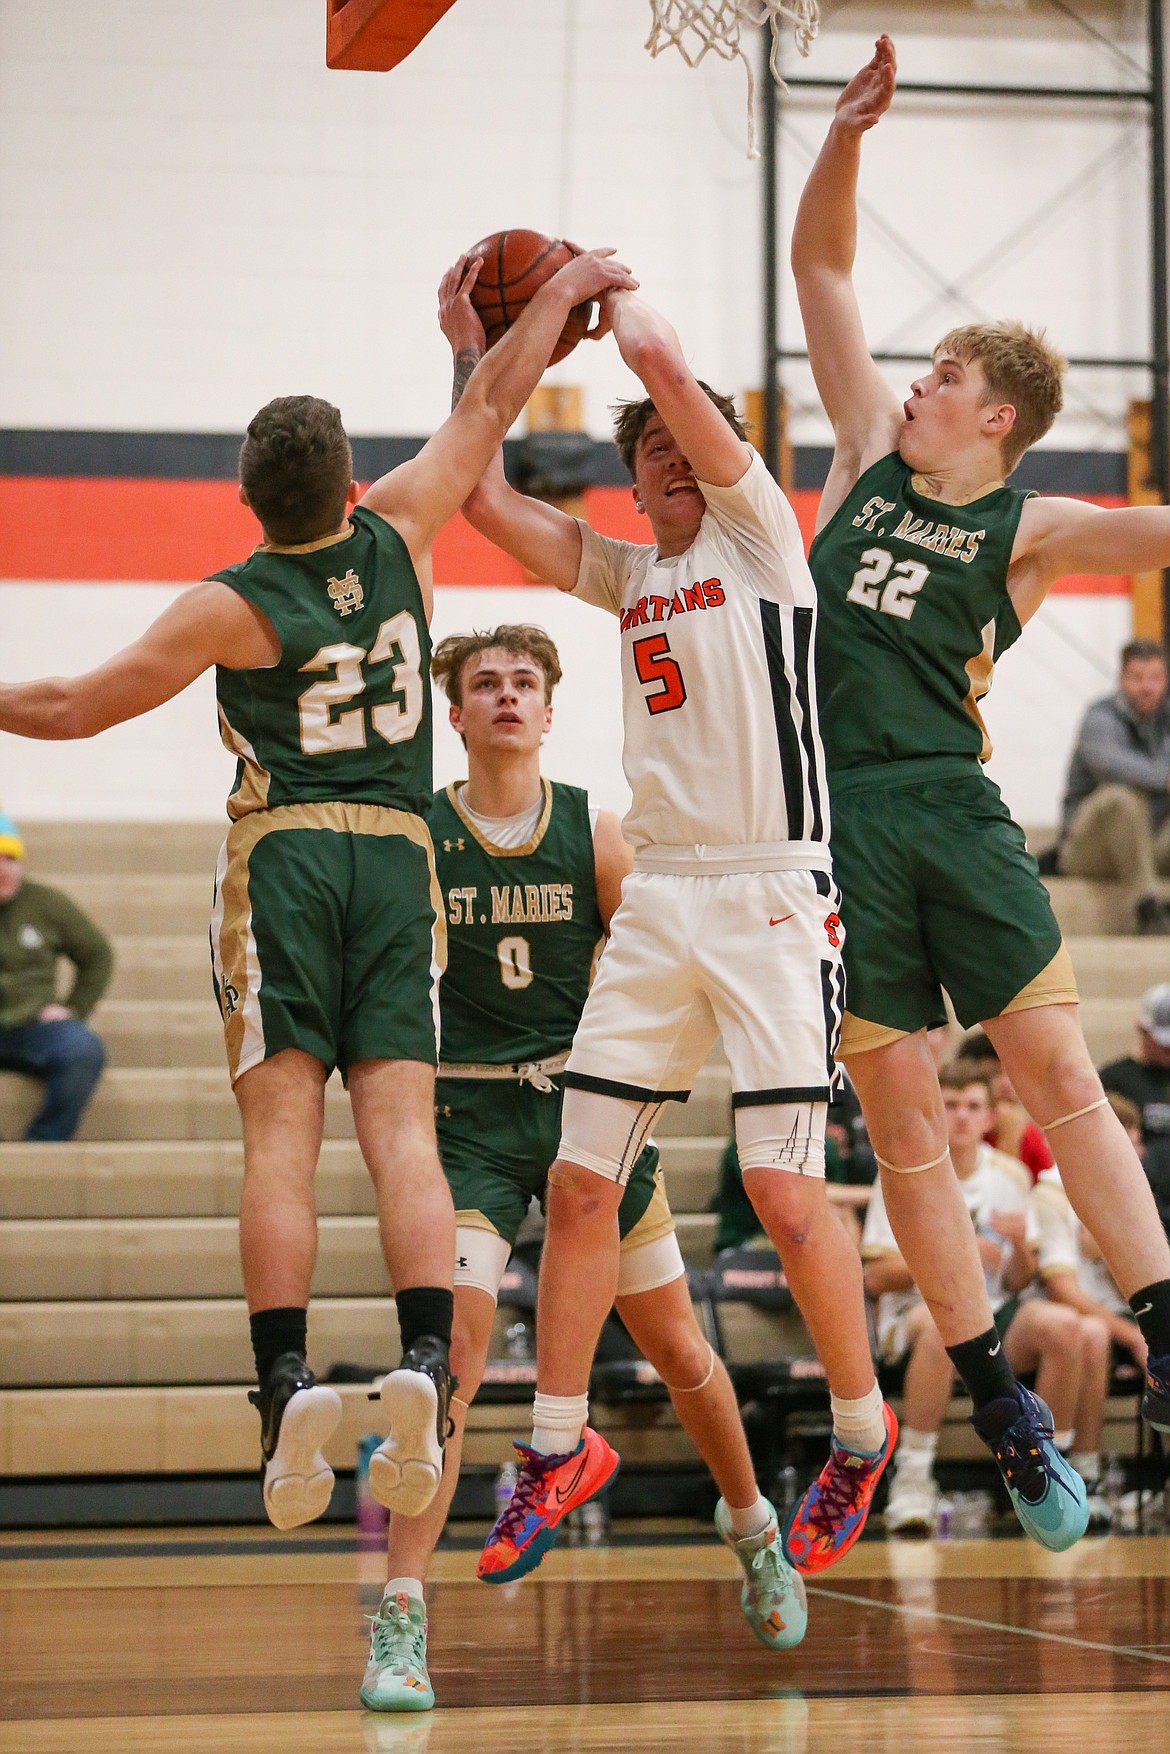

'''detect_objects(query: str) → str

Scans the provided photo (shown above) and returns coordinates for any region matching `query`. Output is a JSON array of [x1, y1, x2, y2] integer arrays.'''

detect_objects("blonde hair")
[[431, 625, 563, 707], [933, 321, 1066, 472]]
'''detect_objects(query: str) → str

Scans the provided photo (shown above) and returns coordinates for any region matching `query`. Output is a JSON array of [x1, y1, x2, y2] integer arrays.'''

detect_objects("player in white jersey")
[[436, 257, 895, 1583]]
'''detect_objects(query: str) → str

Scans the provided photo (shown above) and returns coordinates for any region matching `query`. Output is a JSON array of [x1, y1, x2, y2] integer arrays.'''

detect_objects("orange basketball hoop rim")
[[326, 0, 459, 72]]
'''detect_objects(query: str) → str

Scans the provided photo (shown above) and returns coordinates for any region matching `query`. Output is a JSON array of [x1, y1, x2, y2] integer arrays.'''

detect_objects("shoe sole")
[[368, 1370, 443, 1517], [359, 1683, 435, 1713], [263, 1384, 343, 1531], [479, 1451, 621, 1585]]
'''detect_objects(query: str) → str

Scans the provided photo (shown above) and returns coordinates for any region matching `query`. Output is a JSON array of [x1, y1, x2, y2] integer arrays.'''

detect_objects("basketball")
[[466, 229, 594, 364]]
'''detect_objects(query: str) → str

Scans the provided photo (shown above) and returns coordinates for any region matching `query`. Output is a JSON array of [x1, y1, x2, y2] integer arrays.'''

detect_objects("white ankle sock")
[[384, 1575, 423, 1603], [830, 1384, 886, 1456], [726, 1493, 772, 1540], [897, 1427, 939, 1468], [531, 1391, 588, 1456]]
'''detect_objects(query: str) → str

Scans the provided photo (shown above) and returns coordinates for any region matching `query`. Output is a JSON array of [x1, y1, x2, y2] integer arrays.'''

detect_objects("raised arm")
[[362, 248, 636, 578], [1009, 496, 1170, 625], [433, 258, 585, 591], [791, 36, 903, 518], [603, 290, 751, 488], [0, 581, 277, 740]]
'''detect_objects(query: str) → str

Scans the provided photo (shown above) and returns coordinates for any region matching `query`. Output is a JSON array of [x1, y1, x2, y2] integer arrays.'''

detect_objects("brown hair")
[[939, 1059, 994, 1103], [239, 395, 354, 545], [611, 382, 748, 479], [431, 625, 563, 708], [933, 323, 1066, 472]]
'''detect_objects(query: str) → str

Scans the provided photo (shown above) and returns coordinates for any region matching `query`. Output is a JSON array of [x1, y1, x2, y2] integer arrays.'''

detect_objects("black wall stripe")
[[759, 600, 806, 841], [0, 431, 1126, 493], [791, 606, 825, 842]]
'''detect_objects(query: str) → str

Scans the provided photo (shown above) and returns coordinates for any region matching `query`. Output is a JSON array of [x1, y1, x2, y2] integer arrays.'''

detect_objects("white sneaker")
[[884, 1466, 939, 1535]]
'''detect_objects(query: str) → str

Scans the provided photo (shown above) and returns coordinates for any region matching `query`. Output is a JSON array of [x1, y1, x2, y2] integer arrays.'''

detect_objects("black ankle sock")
[[250, 1306, 307, 1384], [1130, 1280, 1170, 1357], [396, 1287, 453, 1355], [946, 1326, 1017, 1411]]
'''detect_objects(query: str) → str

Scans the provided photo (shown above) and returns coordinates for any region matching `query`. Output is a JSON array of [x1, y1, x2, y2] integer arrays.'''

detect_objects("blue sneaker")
[[972, 1386, 1088, 1552], [715, 1497, 807, 1650], [1142, 1352, 1170, 1432]]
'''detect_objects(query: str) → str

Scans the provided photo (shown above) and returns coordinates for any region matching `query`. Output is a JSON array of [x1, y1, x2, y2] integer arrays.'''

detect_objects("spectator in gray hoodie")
[[1059, 639, 1170, 933]]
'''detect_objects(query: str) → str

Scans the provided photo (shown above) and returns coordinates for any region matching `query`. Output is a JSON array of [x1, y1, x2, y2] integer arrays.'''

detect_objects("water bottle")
[[936, 1496, 953, 1540], [504, 1321, 532, 1360], [356, 1433, 388, 1548], [579, 1498, 609, 1546], [776, 1465, 799, 1518], [494, 1459, 518, 1523]]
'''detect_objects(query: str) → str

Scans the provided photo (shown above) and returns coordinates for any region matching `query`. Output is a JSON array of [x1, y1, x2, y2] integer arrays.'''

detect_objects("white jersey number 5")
[[845, 548, 929, 622], [633, 633, 687, 715]]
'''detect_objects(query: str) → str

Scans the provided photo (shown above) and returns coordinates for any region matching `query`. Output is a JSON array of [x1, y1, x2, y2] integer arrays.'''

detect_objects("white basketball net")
[[646, 2, 820, 158]]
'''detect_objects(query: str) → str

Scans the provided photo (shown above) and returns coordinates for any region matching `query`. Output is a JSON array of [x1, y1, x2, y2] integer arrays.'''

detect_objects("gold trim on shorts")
[[620, 1169, 676, 1255], [839, 1010, 910, 1059], [212, 801, 445, 1083], [993, 943, 1079, 1019], [455, 1209, 502, 1237]]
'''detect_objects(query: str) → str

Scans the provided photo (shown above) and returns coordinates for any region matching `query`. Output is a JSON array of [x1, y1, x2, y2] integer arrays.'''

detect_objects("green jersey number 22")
[[845, 547, 929, 622]]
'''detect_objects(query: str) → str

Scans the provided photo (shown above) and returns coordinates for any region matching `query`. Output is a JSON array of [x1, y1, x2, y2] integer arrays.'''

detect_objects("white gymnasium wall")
[[0, 0, 1158, 825], [0, 580, 1127, 829]]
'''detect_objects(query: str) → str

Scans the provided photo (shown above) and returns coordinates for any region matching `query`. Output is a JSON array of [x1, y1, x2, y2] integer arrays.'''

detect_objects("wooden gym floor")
[[1, 1526, 1168, 1753]]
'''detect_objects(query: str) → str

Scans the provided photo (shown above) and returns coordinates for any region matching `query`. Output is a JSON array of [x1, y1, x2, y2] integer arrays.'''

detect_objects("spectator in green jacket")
[[0, 811, 112, 1140]]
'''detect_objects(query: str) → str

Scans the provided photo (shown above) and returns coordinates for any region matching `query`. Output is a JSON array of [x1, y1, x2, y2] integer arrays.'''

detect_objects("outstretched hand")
[[835, 34, 896, 134], [549, 246, 638, 311], [437, 253, 487, 356]]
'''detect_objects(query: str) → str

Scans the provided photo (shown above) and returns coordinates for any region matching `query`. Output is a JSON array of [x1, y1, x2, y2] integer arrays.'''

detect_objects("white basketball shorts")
[[564, 866, 845, 1110]]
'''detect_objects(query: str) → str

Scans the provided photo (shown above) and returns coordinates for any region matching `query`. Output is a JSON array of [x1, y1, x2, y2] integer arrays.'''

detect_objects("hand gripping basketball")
[[463, 230, 634, 363]]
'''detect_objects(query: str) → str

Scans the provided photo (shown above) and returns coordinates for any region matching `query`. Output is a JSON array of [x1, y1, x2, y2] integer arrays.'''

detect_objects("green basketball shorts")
[[829, 758, 1073, 1052], [436, 1073, 677, 1298], [210, 801, 445, 1081]]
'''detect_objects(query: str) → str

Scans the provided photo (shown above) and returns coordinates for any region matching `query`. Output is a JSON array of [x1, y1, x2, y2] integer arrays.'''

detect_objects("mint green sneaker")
[[360, 1592, 434, 1712], [715, 1496, 808, 1650]]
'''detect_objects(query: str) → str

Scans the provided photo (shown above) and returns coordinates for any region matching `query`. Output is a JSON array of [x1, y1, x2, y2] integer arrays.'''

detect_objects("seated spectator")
[[862, 1062, 1100, 1534], [0, 811, 112, 1141], [1058, 638, 1170, 933], [955, 1029, 1053, 1181], [1100, 984, 1170, 1147]]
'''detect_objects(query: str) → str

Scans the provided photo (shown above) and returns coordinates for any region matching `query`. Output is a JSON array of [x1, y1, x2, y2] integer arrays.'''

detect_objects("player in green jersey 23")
[[792, 34, 1170, 1549], [0, 244, 638, 1531], [361, 624, 805, 1711]]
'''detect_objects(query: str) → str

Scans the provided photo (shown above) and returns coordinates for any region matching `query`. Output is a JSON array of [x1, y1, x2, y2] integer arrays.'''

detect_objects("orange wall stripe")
[[0, 477, 1129, 595]]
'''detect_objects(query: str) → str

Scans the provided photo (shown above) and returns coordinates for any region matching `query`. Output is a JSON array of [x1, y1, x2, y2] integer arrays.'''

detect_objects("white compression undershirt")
[[456, 790, 543, 850], [454, 788, 601, 850]]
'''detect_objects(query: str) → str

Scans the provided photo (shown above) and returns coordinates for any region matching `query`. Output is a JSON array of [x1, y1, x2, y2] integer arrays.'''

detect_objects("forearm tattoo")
[[452, 346, 483, 410]]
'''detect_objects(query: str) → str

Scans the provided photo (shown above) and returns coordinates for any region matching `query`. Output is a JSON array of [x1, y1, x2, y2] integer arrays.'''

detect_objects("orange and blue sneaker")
[[783, 1401, 897, 1574], [476, 1427, 620, 1584]]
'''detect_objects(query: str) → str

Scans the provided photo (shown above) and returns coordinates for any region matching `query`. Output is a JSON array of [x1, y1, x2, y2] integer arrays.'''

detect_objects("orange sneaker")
[[476, 1427, 620, 1583], [783, 1402, 897, 1574]]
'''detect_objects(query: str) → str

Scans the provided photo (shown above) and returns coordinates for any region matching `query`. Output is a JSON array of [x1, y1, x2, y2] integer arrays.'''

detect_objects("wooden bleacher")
[[1, 822, 1167, 1514]]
